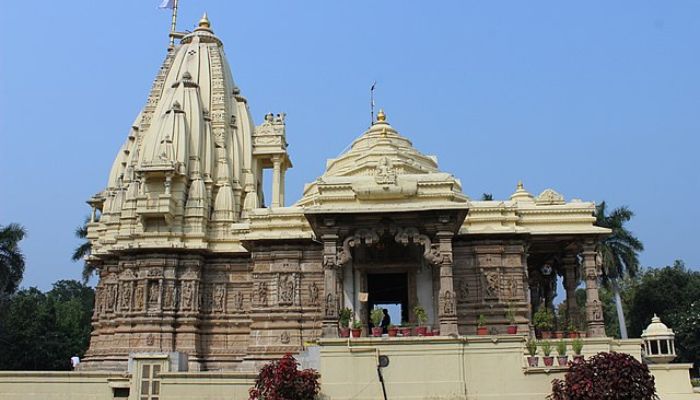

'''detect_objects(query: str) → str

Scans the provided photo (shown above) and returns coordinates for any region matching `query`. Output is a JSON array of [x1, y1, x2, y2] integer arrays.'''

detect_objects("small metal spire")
[[199, 13, 210, 27], [376, 109, 386, 122]]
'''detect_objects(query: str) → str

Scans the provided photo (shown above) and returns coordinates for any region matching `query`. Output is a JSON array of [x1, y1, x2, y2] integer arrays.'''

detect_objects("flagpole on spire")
[[370, 81, 377, 126], [168, 0, 180, 47]]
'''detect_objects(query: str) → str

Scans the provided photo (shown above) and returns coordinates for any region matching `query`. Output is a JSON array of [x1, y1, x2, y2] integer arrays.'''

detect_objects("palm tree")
[[481, 193, 493, 201], [0, 223, 27, 297], [595, 201, 644, 339], [72, 216, 96, 283]]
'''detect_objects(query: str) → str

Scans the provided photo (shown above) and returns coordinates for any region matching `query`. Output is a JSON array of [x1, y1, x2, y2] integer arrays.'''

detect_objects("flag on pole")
[[159, 0, 175, 9]]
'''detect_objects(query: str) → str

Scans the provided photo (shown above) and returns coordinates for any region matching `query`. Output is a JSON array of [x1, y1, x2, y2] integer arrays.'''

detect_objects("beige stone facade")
[[79, 15, 618, 372]]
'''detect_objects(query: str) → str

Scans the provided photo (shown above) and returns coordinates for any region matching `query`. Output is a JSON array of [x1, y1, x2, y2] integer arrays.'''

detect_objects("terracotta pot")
[[554, 331, 564, 339], [400, 327, 412, 337], [476, 326, 488, 336], [506, 325, 518, 334], [388, 327, 398, 337], [527, 356, 539, 367], [540, 331, 552, 339], [350, 328, 362, 338], [415, 326, 428, 336], [557, 356, 568, 367], [543, 356, 554, 367], [567, 331, 580, 339], [371, 327, 383, 337], [339, 327, 350, 338]]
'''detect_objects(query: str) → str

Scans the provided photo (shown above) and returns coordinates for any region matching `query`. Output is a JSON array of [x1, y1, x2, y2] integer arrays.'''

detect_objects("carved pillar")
[[322, 235, 340, 337], [271, 156, 281, 208], [436, 231, 458, 336], [280, 166, 286, 207], [562, 254, 579, 324], [581, 241, 605, 337]]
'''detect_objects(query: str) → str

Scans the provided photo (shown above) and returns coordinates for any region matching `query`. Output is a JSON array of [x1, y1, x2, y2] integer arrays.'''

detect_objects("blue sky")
[[1, 1, 698, 290]]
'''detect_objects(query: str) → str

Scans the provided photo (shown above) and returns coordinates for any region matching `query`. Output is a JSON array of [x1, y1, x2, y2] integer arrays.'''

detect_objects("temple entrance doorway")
[[367, 272, 409, 327]]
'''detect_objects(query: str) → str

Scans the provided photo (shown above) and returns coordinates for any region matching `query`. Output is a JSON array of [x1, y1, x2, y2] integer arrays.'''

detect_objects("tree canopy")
[[0, 223, 27, 298], [0, 280, 94, 370]]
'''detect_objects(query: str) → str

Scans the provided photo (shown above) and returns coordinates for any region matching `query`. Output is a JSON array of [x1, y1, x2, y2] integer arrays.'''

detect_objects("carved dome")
[[296, 111, 469, 211]]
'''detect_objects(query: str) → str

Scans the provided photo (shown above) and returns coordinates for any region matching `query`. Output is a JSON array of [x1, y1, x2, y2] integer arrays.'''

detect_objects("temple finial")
[[198, 12, 211, 29], [376, 109, 386, 122]]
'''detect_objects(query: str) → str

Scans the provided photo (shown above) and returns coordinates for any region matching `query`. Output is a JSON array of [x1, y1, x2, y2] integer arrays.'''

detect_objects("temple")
[[80, 14, 611, 372], [1, 13, 697, 400]]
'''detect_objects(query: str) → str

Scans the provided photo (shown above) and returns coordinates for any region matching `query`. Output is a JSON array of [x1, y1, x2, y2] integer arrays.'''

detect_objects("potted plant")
[[567, 321, 579, 338], [526, 338, 538, 367], [339, 307, 352, 338], [399, 324, 412, 337], [571, 338, 584, 362], [476, 314, 488, 335], [506, 305, 517, 334], [351, 320, 363, 338], [387, 324, 398, 337], [556, 340, 568, 366], [541, 340, 554, 367], [413, 305, 428, 336], [370, 308, 384, 337], [533, 307, 554, 338]]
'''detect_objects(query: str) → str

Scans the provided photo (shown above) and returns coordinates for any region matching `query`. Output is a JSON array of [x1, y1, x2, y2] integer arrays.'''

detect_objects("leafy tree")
[[72, 216, 95, 283], [595, 201, 644, 339], [627, 261, 700, 368], [0, 280, 94, 370], [481, 193, 493, 201], [0, 223, 27, 299]]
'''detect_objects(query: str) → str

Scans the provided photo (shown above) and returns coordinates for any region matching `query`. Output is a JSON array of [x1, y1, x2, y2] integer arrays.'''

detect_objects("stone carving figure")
[[280, 331, 290, 344], [148, 281, 159, 305], [442, 290, 455, 315], [484, 271, 500, 298], [234, 291, 244, 310], [120, 282, 132, 310], [325, 293, 336, 317], [257, 282, 268, 306], [214, 285, 225, 312], [375, 156, 397, 185], [309, 282, 319, 305], [279, 275, 295, 305], [135, 285, 144, 310], [107, 285, 117, 310], [592, 300, 602, 321], [164, 285, 174, 309], [457, 279, 469, 301], [94, 288, 103, 316], [182, 282, 193, 310]]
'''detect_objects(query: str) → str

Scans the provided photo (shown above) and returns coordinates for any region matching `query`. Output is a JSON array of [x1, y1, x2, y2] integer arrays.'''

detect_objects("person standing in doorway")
[[380, 308, 391, 334]]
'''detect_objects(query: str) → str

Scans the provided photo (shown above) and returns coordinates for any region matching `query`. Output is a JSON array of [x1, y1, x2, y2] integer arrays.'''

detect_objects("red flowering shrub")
[[549, 352, 658, 400], [249, 354, 320, 400]]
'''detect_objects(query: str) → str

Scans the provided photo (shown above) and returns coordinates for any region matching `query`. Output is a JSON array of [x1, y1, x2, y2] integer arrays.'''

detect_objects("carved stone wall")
[[452, 239, 529, 335], [82, 243, 324, 372]]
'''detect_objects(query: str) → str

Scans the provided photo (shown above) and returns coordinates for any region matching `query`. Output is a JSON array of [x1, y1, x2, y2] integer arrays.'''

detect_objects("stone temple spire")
[[88, 14, 264, 252]]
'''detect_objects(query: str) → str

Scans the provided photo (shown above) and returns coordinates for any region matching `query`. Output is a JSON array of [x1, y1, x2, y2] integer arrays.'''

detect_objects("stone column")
[[562, 254, 579, 324], [279, 166, 286, 207], [436, 231, 458, 336], [581, 241, 605, 337], [322, 235, 340, 337], [271, 156, 281, 208]]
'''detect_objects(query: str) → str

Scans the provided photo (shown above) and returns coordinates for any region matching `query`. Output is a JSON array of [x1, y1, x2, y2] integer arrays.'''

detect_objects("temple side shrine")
[[81, 14, 610, 372], [1, 13, 697, 400]]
